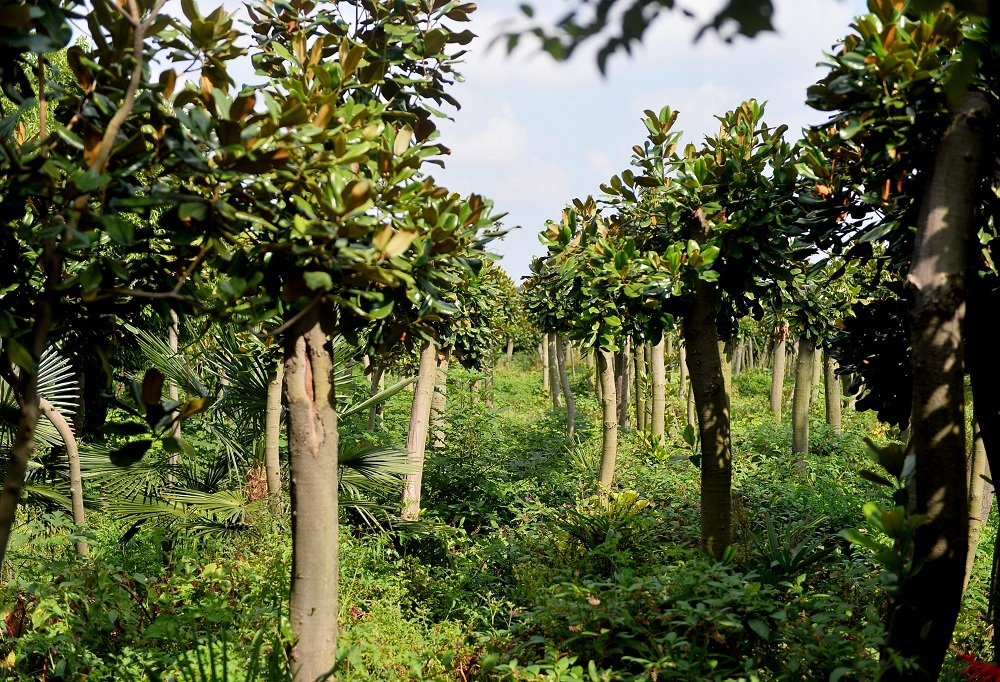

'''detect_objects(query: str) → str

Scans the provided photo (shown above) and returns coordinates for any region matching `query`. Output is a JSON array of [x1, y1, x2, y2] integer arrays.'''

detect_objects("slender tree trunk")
[[747, 336, 755, 370], [596, 348, 618, 491], [687, 384, 696, 429], [38, 398, 87, 556], [792, 336, 814, 458], [732, 339, 744, 376], [634, 342, 647, 432], [264, 363, 284, 498], [884, 92, 990, 682], [284, 312, 339, 680], [430, 348, 449, 450], [678, 339, 689, 399], [965, 418, 990, 592], [168, 310, 180, 478], [615, 343, 630, 428], [770, 337, 786, 419], [556, 338, 575, 444], [650, 337, 666, 443], [643, 343, 653, 427], [809, 346, 822, 407], [401, 341, 438, 520], [506, 338, 514, 365], [684, 209, 731, 559], [824, 352, 842, 434], [547, 333, 561, 409], [367, 364, 385, 432], [595, 349, 603, 402], [541, 339, 550, 393]]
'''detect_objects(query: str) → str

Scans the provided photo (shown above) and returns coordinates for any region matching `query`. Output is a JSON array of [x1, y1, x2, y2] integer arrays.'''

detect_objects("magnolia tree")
[[602, 102, 799, 558]]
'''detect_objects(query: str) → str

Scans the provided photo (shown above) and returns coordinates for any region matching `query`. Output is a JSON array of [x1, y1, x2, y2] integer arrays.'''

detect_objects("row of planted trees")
[[0, 0, 543, 679], [523, 2, 1000, 677]]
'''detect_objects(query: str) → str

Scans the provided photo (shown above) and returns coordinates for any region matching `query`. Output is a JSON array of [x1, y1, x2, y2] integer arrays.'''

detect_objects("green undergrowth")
[[0, 361, 993, 680]]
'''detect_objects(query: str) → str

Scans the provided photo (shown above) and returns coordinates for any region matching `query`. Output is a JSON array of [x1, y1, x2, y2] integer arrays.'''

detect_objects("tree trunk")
[[650, 337, 666, 443], [732, 339, 744, 376], [367, 363, 385, 432], [965, 418, 990, 592], [884, 91, 990, 682], [747, 336, 755, 370], [687, 384, 696, 429], [38, 398, 88, 556], [556, 338, 575, 445], [792, 336, 814, 458], [596, 348, 618, 491], [614, 343, 630, 428], [684, 208, 731, 560], [824, 351, 842, 434], [401, 341, 438, 520], [770, 337, 786, 419], [430, 348, 449, 450], [541, 339, 550, 393], [506, 337, 514, 365], [595, 349, 603, 402], [643, 343, 653, 427], [678, 339, 689, 399], [284, 311, 339, 681], [168, 310, 180, 477], [264, 363, 284, 497], [547, 333, 561, 409], [0, 371, 41, 568], [809, 346, 822, 407], [634, 342, 647, 432]]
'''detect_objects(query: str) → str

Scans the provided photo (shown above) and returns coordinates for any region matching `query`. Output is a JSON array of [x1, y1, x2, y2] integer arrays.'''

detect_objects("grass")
[[0, 358, 993, 681]]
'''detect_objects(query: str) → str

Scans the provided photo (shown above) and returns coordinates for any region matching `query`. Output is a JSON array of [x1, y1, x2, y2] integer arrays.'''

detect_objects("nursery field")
[[2, 357, 993, 681]]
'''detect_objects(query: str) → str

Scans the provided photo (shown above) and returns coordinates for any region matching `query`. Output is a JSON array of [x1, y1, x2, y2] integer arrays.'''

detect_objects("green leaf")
[[303, 271, 333, 292], [6, 338, 35, 371]]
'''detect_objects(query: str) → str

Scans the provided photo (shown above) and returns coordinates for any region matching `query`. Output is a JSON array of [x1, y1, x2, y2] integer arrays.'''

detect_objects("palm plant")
[[0, 348, 80, 512], [85, 321, 418, 540]]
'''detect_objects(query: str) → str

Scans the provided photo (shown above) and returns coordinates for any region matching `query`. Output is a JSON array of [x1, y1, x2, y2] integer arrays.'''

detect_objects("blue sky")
[[430, 0, 870, 282]]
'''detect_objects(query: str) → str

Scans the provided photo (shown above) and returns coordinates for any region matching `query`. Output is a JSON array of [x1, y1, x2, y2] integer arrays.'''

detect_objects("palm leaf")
[[123, 322, 209, 398]]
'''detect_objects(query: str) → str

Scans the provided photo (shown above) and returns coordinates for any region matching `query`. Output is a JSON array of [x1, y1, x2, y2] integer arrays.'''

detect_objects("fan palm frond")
[[338, 442, 412, 499], [123, 323, 209, 399]]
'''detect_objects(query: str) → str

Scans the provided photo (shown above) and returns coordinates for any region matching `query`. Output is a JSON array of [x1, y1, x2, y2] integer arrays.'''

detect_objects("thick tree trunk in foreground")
[[770, 337, 786, 419], [650, 337, 666, 443], [596, 348, 618, 491], [684, 209, 732, 560], [430, 349, 449, 450], [401, 341, 438, 521], [264, 363, 284, 497], [884, 91, 990, 682], [38, 398, 88, 556], [556, 339, 575, 444], [284, 312, 339, 680], [792, 336, 814, 458], [824, 352, 842, 434]]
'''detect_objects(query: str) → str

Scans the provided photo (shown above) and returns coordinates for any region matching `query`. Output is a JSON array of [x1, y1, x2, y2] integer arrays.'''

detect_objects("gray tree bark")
[[264, 363, 284, 497], [824, 351, 842, 434], [792, 335, 814, 457], [597, 348, 618, 491], [884, 91, 990, 682], [770, 337, 786, 419], [39, 398, 88, 555], [556, 338, 575, 444], [284, 311, 339, 681], [650, 337, 667, 443], [401, 341, 438, 520]]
